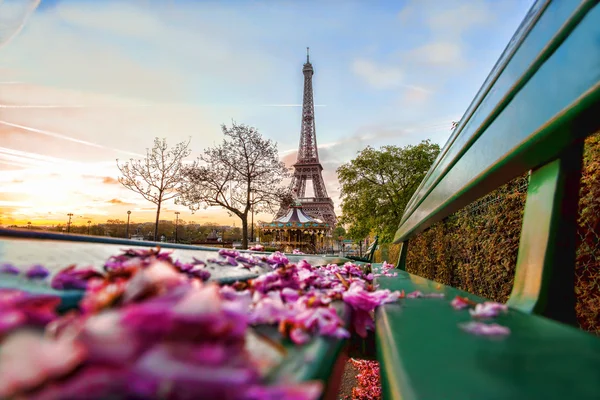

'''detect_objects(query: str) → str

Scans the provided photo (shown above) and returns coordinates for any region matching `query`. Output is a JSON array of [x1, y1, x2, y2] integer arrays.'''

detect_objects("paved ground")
[[338, 359, 359, 399]]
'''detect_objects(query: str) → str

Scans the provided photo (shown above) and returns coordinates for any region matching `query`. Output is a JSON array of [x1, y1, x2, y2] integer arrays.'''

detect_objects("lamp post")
[[67, 213, 73, 233], [174, 211, 180, 243], [250, 190, 255, 244], [87, 220, 91, 235], [126, 211, 131, 239]]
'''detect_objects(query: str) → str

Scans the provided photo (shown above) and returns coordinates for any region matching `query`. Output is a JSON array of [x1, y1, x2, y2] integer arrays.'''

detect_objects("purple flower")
[[0, 331, 86, 399], [130, 344, 260, 398], [26, 264, 49, 279], [265, 252, 289, 266], [0, 289, 61, 333], [342, 282, 400, 312], [120, 261, 188, 304], [51, 265, 104, 290], [249, 245, 264, 251], [294, 307, 349, 339], [459, 321, 510, 336], [292, 249, 304, 255], [0, 263, 20, 275], [226, 256, 238, 266], [188, 268, 211, 281], [236, 255, 260, 266], [469, 302, 508, 319], [219, 249, 240, 258], [281, 287, 300, 303]]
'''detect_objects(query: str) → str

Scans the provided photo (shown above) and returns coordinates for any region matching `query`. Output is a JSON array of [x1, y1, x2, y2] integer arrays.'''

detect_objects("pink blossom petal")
[[0, 263, 20, 275], [25, 264, 49, 279], [459, 321, 511, 336], [0, 331, 86, 398], [469, 302, 508, 319]]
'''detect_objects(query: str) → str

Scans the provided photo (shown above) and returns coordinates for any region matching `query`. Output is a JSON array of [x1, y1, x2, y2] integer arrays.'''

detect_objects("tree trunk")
[[241, 215, 249, 250], [154, 201, 162, 241]]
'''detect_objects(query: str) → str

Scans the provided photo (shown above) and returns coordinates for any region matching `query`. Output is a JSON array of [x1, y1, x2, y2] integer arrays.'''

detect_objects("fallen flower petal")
[[26, 264, 50, 279], [469, 302, 508, 319], [0, 263, 20, 275], [266, 252, 289, 266], [51, 265, 104, 290], [0, 330, 87, 399], [406, 290, 423, 298], [219, 249, 240, 258], [459, 321, 511, 336], [451, 296, 475, 310]]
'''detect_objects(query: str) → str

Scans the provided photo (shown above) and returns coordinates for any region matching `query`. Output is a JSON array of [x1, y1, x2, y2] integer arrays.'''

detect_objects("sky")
[[0, 0, 534, 228]]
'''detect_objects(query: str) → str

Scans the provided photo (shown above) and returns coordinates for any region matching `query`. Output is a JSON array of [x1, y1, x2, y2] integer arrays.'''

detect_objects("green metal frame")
[[347, 235, 379, 263]]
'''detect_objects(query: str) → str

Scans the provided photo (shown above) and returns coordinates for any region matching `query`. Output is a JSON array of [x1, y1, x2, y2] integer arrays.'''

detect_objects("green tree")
[[337, 140, 440, 242]]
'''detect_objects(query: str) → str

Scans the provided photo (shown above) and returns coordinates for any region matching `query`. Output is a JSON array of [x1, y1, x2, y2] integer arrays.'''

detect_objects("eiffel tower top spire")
[[297, 47, 319, 165]]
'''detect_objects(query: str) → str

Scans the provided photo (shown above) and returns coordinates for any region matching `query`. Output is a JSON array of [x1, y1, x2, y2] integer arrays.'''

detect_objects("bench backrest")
[[394, 0, 600, 326], [364, 235, 379, 262]]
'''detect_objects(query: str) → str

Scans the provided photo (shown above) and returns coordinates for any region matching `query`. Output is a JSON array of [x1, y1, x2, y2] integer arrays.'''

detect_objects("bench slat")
[[395, 0, 600, 243], [374, 268, 600, 400]]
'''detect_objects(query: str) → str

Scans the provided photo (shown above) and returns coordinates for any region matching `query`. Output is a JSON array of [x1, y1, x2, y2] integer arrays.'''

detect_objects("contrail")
[[0, 0, 41, 51], [0, 120, 144, 157]]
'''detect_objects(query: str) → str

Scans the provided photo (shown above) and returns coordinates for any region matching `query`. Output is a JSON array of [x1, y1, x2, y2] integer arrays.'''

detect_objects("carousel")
[[259, 202, 332, 254]]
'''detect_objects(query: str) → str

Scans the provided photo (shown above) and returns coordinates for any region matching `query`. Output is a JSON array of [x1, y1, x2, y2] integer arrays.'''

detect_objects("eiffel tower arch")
[[277, 49, 337, 227]]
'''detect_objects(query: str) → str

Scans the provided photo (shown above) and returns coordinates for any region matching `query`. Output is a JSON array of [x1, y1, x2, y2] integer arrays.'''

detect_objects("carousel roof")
[[274, 204, 323, 224], [260, 202, 330, 229]]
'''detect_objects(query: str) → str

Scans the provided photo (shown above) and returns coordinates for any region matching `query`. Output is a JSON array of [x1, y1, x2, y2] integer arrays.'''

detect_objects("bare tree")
[[177, 122, 289, 249], [117, 137, 191, 241]]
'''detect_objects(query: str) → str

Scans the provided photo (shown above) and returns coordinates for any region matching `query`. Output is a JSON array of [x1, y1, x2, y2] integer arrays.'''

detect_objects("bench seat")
[[0, 230, 350, 310], [0, 230, 353, 399], [373, 265, 600, 400]]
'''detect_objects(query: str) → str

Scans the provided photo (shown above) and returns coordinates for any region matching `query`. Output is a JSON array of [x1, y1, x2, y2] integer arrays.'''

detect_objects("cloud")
[[408, 41, 464, 68], [102, 176, 119, 185], [351, 59, 404, 90], [107, 198, 134, 205]]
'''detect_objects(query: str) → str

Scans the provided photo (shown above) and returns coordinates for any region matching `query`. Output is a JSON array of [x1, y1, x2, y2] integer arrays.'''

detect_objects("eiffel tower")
[[277, 48, 337, 226]]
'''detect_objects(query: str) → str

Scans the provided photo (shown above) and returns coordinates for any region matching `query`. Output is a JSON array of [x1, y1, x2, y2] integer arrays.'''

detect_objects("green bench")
[[347, 235, 379, 263], [375, 0, 600, 399]]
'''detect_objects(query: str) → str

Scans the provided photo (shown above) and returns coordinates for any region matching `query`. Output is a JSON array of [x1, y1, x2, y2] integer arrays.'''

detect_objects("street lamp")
[[87, 220, 91, 235], [250, 190, 255, 244], [174, 211, 180, 243], [126, 211, 131, 239], [67, 213, 73, 233]]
